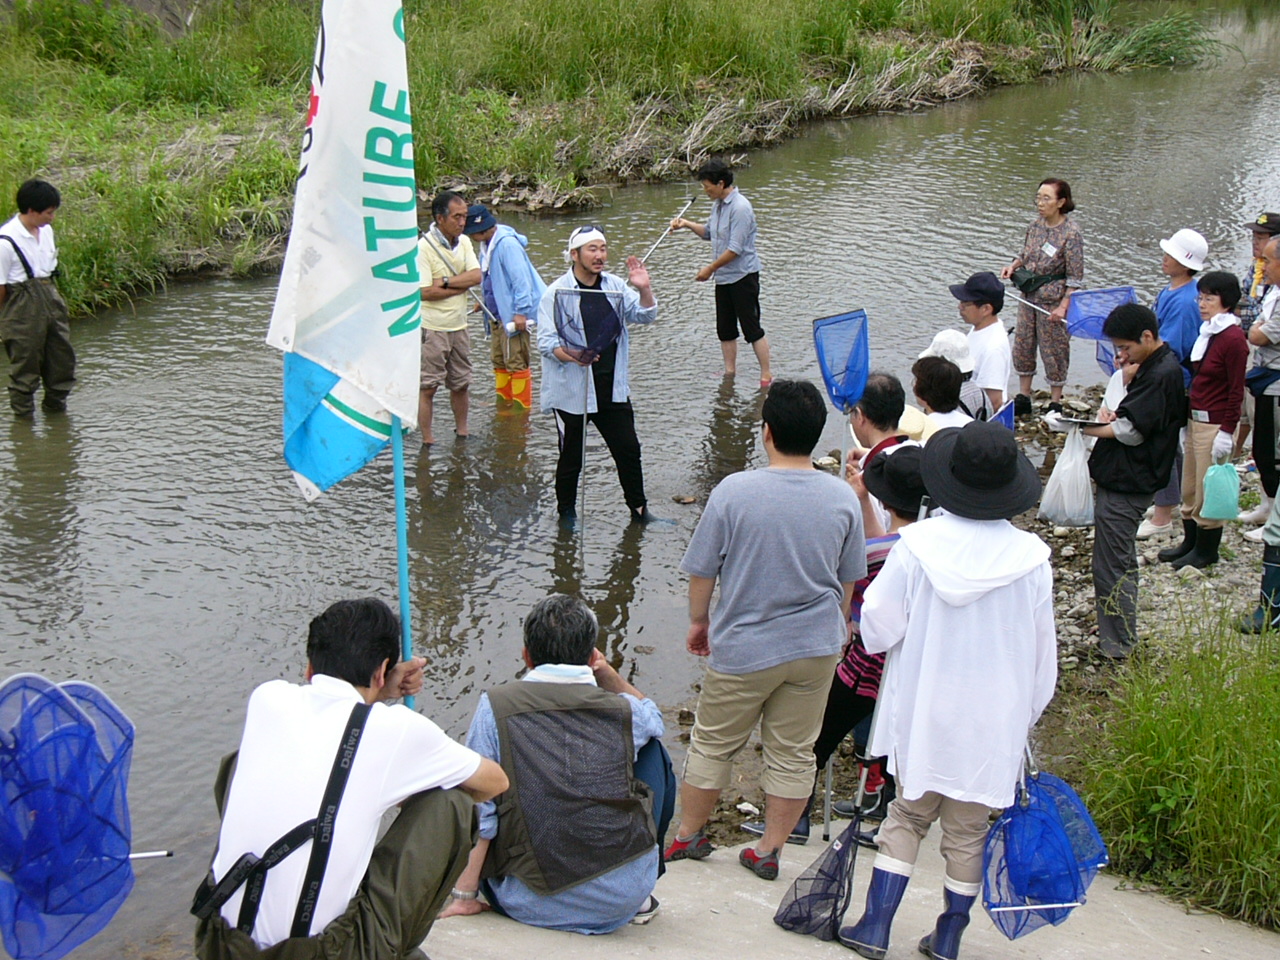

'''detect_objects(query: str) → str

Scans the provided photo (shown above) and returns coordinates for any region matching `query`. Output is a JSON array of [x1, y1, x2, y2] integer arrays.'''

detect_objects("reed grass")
[[1079, 607, 1280, 928], [0, 0, 1218, 314]]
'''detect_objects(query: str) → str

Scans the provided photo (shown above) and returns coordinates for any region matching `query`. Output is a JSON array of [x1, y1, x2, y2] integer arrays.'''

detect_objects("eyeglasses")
[[1197, 293, 1222, 303], [1034, 195, 1058, 204]]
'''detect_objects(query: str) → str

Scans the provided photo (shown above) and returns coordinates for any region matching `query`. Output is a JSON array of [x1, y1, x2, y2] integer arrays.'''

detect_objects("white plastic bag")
[[1038, 426, 1094, 526]]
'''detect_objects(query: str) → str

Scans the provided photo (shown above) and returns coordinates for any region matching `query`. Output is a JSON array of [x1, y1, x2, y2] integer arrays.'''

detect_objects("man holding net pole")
[[537, 225, 662, 526]]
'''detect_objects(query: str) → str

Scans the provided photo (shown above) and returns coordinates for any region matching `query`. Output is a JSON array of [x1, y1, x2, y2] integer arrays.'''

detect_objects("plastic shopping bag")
[[1201, 462, 1240, 521], [1038, 427, 1093, 526]]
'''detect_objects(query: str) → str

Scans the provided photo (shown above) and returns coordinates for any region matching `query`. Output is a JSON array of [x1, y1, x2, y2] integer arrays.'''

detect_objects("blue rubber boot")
[[838, 865, 911, 959], [917, 886, 977, 960]]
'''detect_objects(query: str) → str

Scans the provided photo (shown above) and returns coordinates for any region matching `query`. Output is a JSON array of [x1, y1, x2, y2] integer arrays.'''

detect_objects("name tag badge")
[[1191, 409, 1210, 423], [1041, 241, 1058, 258]]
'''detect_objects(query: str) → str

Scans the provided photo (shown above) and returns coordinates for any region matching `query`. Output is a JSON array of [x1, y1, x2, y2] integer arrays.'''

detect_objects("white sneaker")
[[1238, 499, 1273, 524], [1136, 518, 1174, 539], [1244, 526, 1266, 542]]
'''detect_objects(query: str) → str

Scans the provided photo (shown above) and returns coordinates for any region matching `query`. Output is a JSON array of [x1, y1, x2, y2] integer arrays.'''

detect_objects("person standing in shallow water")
[[0, 179, 75, 418], [669, 158, 773, 389], [1000, 177, 1084, 416]]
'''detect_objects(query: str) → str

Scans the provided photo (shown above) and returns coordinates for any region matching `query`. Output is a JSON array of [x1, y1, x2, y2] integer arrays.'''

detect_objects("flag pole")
[[390, 415, 415, 710]]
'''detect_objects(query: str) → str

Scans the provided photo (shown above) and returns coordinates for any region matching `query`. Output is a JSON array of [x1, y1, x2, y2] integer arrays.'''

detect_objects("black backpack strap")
[[289, 700, 371, 938], [0, 235, 35, 280], [190, 701, 372, 937]]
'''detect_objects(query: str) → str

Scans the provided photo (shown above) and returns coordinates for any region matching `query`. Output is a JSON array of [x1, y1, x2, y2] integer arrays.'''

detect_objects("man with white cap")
[[537, 225, 661, 525], [838, 420, 1056, 960], [917, 330, 991, 422], [1138, 227, 1208, 539], [948, 271, 1011, 411]]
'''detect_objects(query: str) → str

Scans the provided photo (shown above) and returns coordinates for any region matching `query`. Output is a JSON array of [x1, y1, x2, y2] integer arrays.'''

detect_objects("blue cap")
[[462, 204, 497, 235]]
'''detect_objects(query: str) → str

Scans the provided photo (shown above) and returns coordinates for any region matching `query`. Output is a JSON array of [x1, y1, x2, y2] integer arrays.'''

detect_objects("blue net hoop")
[[983, 770, 1108, 941], [0, 674, 135, 960], [813, 310, 870, 413], [1065, 287, 1138, 340], [553, 287, 624, 364]]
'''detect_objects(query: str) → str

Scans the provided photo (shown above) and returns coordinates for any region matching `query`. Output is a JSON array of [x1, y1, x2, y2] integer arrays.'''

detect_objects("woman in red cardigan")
[[1159, 271, 1248, 570]]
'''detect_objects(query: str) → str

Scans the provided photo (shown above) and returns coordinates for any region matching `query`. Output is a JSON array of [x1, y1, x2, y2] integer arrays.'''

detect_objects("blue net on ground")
[[0, 674, 135, 960], [1065, 287, 1138, 340], [813, 310, 870, 412], [553, 288, 624, 364], [773, 816, 862, 941], [983, 770, 1108, 941]]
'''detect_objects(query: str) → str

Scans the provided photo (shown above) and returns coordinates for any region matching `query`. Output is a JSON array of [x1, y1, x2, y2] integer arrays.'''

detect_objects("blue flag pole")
[[390, 416, 414, 710]]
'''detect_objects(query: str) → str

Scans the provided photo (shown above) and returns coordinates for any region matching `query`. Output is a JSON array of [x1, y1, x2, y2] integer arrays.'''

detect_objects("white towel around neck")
[[1190, 312, 1238, 363]]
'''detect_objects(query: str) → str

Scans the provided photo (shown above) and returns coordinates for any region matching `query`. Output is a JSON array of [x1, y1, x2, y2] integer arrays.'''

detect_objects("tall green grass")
[[0, 0, 1218, 314], [1080, 614, 1280, 928]]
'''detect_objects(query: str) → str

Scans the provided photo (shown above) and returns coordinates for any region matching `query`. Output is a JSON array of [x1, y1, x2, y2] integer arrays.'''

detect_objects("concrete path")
[[424, 826, 1279, 960]]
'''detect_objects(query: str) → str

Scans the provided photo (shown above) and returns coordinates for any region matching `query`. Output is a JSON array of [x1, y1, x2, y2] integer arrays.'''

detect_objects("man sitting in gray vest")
[[440, 594, 674, 933]]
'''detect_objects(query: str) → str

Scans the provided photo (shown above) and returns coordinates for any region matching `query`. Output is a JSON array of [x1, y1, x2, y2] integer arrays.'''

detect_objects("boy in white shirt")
[[950, 271, 1012, 411]]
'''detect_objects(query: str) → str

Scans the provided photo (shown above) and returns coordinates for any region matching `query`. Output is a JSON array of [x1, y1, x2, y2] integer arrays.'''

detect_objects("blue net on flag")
[[983, 770, 1108, 941], [553, 288, 624, 364], [774, 816, 863, 941], [813, 310, 870, 412], [1065, 287, 1138, 340], [0, 674, 135, 960]]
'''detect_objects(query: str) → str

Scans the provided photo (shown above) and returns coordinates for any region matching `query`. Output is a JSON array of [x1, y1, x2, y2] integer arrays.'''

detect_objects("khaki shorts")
[[490, 329, 531, 372], [683, 654, 839, 799], [421, 328, 471, 391]]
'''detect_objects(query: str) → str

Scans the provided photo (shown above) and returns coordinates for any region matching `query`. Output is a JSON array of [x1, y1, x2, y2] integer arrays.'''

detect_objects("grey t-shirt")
[[681, 468, 866, 675]]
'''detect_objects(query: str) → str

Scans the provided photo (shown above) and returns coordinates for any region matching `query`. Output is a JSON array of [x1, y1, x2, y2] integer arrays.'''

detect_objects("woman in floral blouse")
[[1000, 177, 1084, 414]]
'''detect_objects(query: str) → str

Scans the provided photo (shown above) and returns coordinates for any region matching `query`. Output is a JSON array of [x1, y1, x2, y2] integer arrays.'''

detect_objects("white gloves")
[[1212, 430, 1234, 463]]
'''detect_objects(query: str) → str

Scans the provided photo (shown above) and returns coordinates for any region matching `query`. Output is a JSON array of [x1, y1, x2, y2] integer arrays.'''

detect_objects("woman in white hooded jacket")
[[839, 420, 1057, 960]]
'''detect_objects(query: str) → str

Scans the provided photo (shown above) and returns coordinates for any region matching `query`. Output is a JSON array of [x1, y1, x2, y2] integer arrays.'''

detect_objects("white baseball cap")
[[918, 328, 975, 375], [1159, 228, 1208, 271]]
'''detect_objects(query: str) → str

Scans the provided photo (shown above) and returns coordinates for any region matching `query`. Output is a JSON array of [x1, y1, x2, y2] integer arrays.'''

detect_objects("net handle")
[[1018, 743, 1039, 808]]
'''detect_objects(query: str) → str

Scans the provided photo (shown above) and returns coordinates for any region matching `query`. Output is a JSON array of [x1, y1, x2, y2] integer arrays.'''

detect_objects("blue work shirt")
[[1154, 280, 1201, 387], [703, 187, 761, 284]]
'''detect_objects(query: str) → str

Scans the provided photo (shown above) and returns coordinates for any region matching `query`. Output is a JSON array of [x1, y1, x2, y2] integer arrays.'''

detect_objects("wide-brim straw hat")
[[921, 421, 1041, 520]]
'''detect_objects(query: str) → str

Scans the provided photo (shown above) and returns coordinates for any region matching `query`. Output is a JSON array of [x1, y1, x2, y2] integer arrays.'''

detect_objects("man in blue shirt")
[[671, 159, 774, 388], [441, 595, 674, 933]]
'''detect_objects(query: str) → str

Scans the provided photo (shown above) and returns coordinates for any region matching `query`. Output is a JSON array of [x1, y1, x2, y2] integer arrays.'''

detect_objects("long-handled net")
[[774, 763, 869, 941], [983, 758, 1108, 941], [553, 287, 625, 566], [1065, 287, 1138, 340], [0, 674, 135, 960], [813, 310, 871, 472]]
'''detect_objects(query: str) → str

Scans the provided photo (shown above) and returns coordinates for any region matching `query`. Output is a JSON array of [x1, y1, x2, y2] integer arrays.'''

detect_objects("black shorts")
[[714, 272, 764, 343]]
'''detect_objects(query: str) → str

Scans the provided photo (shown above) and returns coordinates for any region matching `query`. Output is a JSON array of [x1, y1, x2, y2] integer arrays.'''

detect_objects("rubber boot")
[[9, 389, 34, 418], [1157, 518, 1197, 563], [1240, 543, 1280, 633], [1171, 525, 1222, 571], [509, 368, 532, 409], [494, 366, 512, 401], [41, 388, 69, 413], [838, 864, 911, 959], [917, 885, 977, 960]]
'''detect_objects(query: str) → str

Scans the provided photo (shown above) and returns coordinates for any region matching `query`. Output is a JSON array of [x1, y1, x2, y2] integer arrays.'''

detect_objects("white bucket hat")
[[918, 328, 975, 375], [1159, 228, 1208, 271]]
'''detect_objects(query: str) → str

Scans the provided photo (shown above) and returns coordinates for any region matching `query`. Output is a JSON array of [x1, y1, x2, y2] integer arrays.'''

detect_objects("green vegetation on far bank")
[[1, 0, 1217, 315], [1075, 617, 1280, 929]]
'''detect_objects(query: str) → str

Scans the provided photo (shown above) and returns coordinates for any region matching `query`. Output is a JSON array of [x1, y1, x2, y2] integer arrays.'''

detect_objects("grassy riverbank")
[[0, 0, 1216, 315]]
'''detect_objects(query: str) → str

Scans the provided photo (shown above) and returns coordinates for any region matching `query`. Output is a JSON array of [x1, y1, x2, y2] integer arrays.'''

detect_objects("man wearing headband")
[[537, 225, 661, 524]]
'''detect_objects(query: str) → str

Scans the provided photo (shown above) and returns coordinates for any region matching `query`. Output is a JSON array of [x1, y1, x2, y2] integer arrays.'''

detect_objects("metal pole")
[[641, 197, 696, 264], [1004, 287, 1054, 317], [391, 415, 415, 710]]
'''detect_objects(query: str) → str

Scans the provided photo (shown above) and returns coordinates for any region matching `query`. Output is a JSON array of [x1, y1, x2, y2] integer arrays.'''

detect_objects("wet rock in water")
[[634, 645, 655, 655], [677, 708, 695, 725]]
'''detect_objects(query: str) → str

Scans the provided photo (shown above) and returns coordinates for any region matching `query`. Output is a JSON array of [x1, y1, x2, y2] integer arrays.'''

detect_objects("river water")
[[3, 7, 1279, 957]]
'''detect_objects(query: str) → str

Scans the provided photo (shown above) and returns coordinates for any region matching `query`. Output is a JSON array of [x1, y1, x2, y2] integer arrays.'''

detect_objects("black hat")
[[863, 445, 927, 518], [948, 271, 1005, 311], [921, 421, 1041, 520], [463, 204, 497, 235], [1245, 212, 1280, 236]]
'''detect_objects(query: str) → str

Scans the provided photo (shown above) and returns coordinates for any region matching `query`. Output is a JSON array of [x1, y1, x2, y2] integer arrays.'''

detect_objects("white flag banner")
[[266, 0, 420, 500]]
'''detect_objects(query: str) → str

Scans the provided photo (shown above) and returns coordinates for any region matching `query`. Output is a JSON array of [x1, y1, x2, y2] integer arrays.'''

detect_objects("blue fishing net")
[[983, 770, 1108, 941], [813, 310, 870, 413], [1065, 287, 1138, 340], [1096, 339, 1117, 377], [992, 399, 1016, 430], [553, 288, 624, 364], [0, 674, 135, 960], [774, 816, 863, 941]]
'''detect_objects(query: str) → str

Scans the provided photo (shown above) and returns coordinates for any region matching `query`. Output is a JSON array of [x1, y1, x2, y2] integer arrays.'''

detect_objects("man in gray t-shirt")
[[664, 380, 864, 881]]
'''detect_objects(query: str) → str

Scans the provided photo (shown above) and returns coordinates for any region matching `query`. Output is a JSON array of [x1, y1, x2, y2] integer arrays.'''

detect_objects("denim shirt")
[[536, 269, 658, 413]]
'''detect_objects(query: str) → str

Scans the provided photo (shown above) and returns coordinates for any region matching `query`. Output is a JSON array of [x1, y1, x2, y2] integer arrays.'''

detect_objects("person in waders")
[[0, 179, 75, 418]]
